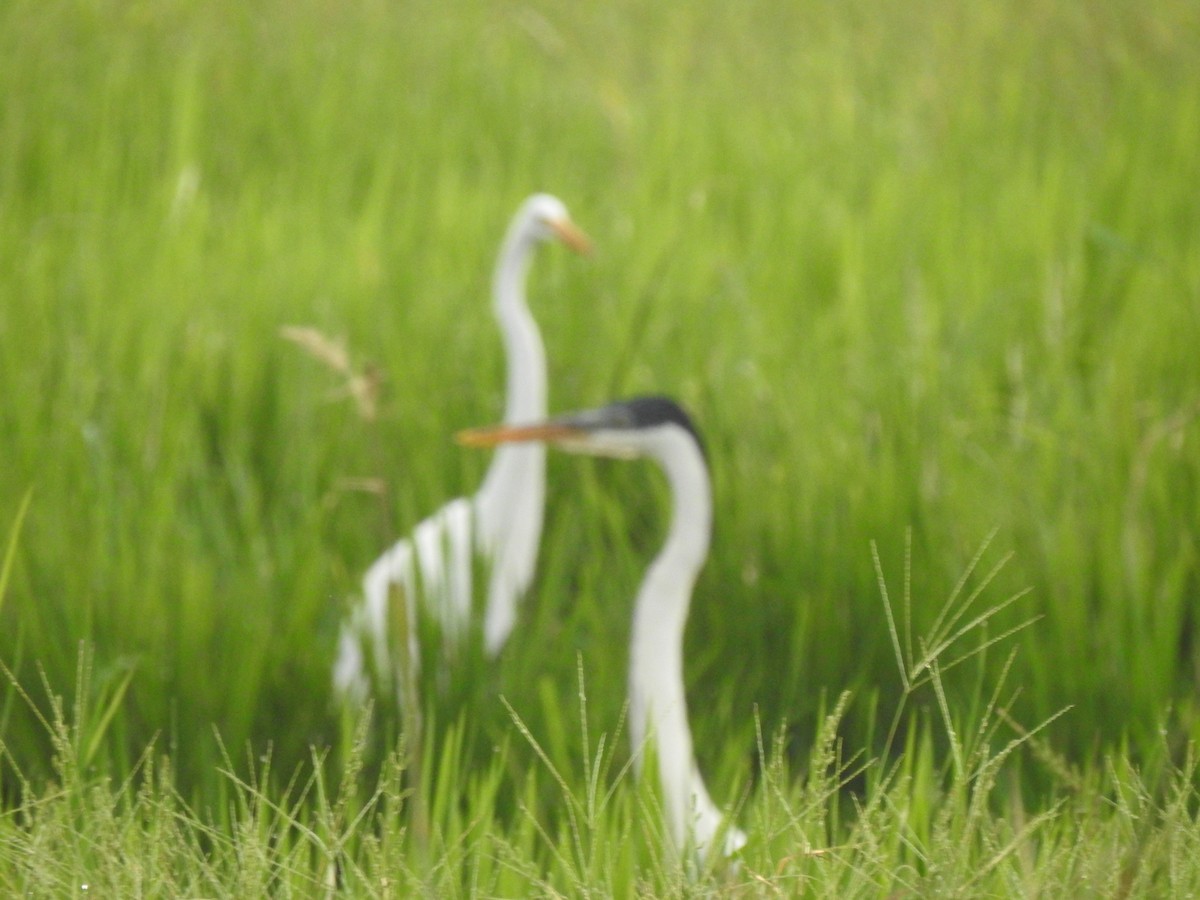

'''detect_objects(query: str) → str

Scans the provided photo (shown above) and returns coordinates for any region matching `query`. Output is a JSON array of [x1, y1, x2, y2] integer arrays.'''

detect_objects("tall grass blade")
[[0, 488, 32, 616]]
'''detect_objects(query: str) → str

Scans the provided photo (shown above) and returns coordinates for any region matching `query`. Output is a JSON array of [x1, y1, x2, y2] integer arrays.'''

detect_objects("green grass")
[[3, 643, 1199, 895], [2, 0, 1199, 892]]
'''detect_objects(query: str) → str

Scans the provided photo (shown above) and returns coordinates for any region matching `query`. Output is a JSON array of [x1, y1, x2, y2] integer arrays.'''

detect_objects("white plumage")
[[458, 396, 747, 859], [333, 194, 590, 703]]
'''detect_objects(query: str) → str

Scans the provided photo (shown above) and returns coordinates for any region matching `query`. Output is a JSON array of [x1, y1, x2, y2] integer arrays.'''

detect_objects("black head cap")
[[562, 395, 707, 459]]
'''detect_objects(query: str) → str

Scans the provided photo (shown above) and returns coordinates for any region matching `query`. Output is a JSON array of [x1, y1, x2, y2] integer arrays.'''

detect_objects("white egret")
[[457, 396, 747, 859], [332, 194, 591, 703]]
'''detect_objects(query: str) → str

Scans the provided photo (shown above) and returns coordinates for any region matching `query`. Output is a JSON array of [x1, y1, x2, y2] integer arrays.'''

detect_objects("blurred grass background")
[[1, 0, 1198, 814]]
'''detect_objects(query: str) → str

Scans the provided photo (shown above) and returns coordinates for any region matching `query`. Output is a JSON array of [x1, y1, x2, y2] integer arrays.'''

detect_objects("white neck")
[[478, 222, 548, 511], [626, 428, 720, 852], [473, 221, 548, 650], [491, 226, 547, 423]]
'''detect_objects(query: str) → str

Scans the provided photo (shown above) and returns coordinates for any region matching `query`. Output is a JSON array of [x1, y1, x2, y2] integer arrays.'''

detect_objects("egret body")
[[458, 396, 747, 859], [333, 195, 590, 703]]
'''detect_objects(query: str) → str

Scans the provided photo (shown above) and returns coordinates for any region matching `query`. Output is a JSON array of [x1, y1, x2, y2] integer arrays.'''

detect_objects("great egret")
[[332, 195, 591, 703], [458, 395, 747, 859]]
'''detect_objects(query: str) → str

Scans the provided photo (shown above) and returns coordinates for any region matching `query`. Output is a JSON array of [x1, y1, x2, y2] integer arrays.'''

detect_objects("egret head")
[[517, 193, 592, 255], [458, 395, 705, 462]]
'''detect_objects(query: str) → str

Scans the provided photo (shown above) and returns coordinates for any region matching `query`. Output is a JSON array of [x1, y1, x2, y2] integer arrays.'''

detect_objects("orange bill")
[[456, 422, 583, 448], [550, 219, 593, 255]]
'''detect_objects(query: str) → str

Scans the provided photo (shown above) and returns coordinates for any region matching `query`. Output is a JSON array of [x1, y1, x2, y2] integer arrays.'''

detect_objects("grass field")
[[2, 0, 1199, 893]]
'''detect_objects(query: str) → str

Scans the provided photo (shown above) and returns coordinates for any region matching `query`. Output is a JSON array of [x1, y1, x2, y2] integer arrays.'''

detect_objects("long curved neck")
[[490, 226, 547, 424], [475, 223, 547, 568], [627, 431, 712, 849], [638, 440, 712, 634]]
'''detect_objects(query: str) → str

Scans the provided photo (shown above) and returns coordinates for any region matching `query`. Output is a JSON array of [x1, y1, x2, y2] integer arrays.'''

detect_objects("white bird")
[[457, 396, 748, 860], [333, 194, 591, 704]]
